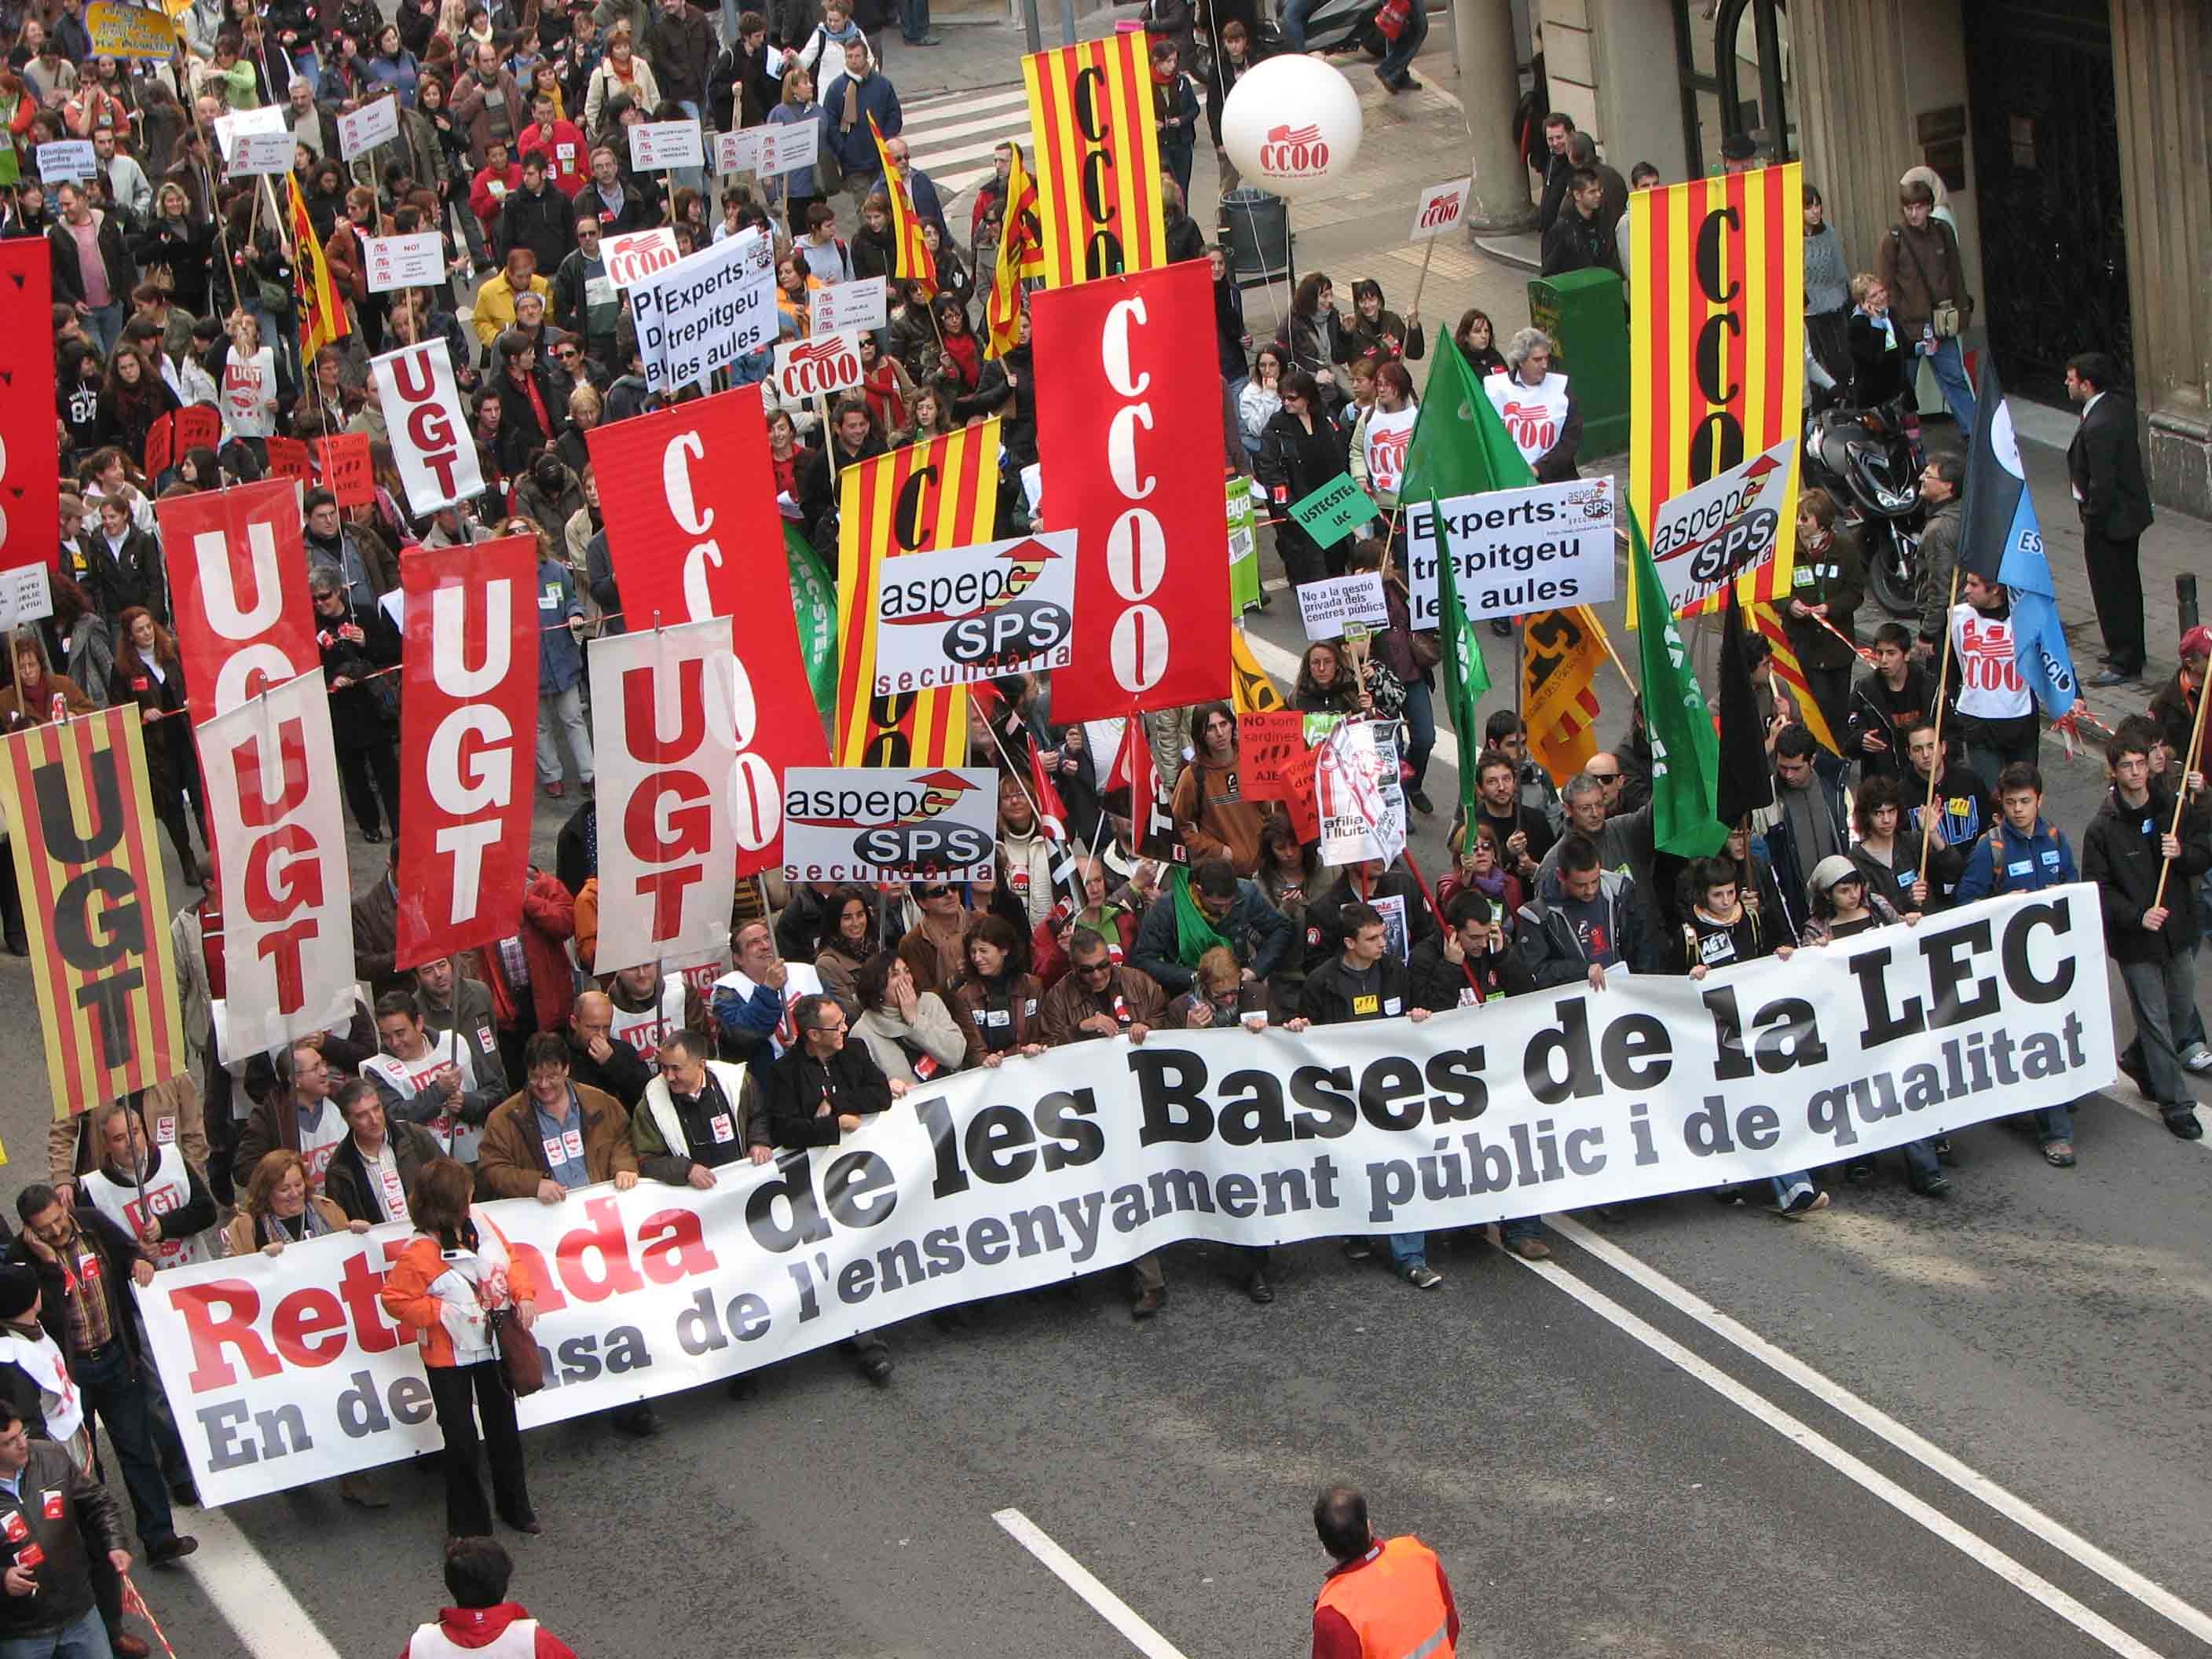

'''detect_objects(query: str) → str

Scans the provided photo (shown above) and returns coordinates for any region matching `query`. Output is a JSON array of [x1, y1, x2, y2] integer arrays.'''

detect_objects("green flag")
[[1629, 509, 1727, 858], [784, 524, 839, 731], [1432, 504, 1489, 840], [1401, 333, 1536, 504]]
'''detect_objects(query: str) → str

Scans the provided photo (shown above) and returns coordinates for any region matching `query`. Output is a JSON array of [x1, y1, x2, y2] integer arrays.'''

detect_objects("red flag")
[[153, 480, 320, 727], [1108, 712, 1183, 865], [587, 384, 830, 873], [0, 243, 57, 574], [394, 538, 541, 971], [1031, 259, 1230, 720], [1027, 741, 1069, 842]]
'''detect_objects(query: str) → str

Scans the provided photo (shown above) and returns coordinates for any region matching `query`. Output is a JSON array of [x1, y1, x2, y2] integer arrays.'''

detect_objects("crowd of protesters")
[[0, 8, 2206, 1649]]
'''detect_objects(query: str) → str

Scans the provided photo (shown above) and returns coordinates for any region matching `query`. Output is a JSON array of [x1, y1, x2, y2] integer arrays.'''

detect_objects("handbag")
[[1407, 628, 1441, 671], [488, 1304, 544, 1397]]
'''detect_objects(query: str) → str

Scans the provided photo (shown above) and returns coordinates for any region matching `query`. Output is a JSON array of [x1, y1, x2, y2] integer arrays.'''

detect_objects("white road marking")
[[993, 1506, 1195, 1659], [1535, 1220, 2212, 1653], [905, 86, 1032, 120], [177, 1501, 343, 1659]]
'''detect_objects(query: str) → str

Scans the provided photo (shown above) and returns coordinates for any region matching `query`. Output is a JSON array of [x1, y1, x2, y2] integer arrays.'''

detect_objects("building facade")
[[1510, 0, 2210, 515]]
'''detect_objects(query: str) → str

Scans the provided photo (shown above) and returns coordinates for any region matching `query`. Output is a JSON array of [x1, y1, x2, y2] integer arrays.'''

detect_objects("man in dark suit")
[[2065, 351, 2154, 687]]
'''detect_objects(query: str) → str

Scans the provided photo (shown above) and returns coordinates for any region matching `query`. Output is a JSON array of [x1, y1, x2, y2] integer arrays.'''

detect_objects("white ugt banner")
[[369, 339, 484, 516], [137, 887, 2115, 1504], [588, 617, 742, 976], [199, 672, 359, 1059]]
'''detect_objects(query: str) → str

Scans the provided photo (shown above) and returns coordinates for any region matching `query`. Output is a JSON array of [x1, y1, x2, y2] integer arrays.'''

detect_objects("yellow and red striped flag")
[[869, 112, 937, 298], [1750, 604, 1841, 755], [0, 708, 186, 1123], [1628, 162, 1804, 621], [1522, 607, 1606, 785], [833, 418, 1004, 765], [985, 141, 1044, 359], [288, 173, 350, 360], [1022, 30, 1167, 287]]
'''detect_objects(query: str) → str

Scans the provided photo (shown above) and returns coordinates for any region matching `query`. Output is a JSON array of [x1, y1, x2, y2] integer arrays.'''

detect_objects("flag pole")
[[1407, 230, 1439, 327], [2152, 657, 2210, 911], [1916, 566, 1963, 881], [1399, 849, 1478, 998], [1580, 605, 1639, 696]]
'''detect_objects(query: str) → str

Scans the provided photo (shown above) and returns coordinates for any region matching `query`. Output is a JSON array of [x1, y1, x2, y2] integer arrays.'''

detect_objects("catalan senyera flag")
[[0, 709, 185, 1123], [1227, 626, 1284, 714], [289, 174, 350, 359], [1628, 162, 1803, 621], [1023, 30, 1167, 287], [834, 418, 1002, 766], [985, 141, 1044, 360], [1522, 607, 1606, 786], [1750, 603, 1843, 756], [869, 112, 936, 298]]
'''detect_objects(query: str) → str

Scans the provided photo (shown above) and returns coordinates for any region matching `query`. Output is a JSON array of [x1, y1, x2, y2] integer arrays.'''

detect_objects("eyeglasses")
[[917, 884, 952, 899], [1077, 959, 1114, 976]]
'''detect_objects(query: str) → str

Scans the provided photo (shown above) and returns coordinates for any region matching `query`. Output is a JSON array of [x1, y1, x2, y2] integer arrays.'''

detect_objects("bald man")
[[565, 989, 653, 1108]]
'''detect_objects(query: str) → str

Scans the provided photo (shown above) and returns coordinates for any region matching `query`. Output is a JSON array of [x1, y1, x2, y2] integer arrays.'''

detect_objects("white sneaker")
[[2182, 1042, 2212, 1075]]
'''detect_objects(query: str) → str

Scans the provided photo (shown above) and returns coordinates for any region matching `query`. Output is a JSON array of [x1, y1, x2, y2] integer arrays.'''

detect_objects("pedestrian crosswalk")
[[899, 82, 1031, 203]]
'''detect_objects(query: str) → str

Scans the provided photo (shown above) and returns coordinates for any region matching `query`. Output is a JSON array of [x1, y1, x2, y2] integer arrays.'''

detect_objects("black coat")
[[2067, 391, 2154, 541], [499, 181, 577, 276], [1302, 867, 1439, 973], [7, 1207, 148, 1369], [760, 1042, 894, 1149], [1845, 309, 1910, 409], [1300, 950, 1418, 1025], [308, 595, 402, 749], [2082, 785, 2209, 964], [322, 1121, 442, 1223], [46, 214, 138, 309], [489, 364, 570, 474], [1409, 930, 1534, 1009], [75, 529, 167, 623]]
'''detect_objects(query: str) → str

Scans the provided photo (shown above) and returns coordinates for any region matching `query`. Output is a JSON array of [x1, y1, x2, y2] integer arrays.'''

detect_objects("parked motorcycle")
[[1801, 395, 1926, 617], [1254, 0, 1393, 60]]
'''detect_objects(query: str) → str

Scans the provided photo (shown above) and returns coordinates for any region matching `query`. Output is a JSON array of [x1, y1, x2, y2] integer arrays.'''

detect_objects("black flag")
[[1714, 588, 1774, 833]]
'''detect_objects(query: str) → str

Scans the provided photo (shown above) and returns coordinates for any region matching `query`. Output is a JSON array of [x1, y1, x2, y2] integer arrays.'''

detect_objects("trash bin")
[[1527, 268, 1631, 459], [1222, 188, 1291, 286]]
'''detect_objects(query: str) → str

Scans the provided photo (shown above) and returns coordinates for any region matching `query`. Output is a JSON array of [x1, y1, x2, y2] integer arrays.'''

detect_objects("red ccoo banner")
[[587, 383, 826, 875], [394, 537, 541, 971], [1031, 258, 1231, 721], [153, 480, 320, 727]]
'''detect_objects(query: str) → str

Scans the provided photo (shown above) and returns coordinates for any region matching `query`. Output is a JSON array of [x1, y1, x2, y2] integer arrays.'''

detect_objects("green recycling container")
[[1527, 268, 1630, 460]]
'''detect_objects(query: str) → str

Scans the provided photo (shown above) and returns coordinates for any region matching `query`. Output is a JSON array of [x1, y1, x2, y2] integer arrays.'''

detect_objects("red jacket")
[[516, 120, 588, 196], [478, 870, 577, 1033], [469, 163, 525, 233], [398, 1602, 577, 1657]]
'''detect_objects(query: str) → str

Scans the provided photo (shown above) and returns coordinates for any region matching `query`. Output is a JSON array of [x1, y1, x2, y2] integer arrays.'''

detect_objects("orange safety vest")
[[1313, 1536, 1456, 1659]]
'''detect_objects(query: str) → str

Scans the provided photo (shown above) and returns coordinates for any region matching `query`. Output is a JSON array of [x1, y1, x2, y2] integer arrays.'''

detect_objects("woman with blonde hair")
[[380, 1156, 542, 1538]]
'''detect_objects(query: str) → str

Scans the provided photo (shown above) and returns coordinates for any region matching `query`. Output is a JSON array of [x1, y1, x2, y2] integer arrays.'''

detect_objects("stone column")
[[1454, 0, 1538, 231], [1790, 0, 1914, 265], [2111, 0, 2212, 516]]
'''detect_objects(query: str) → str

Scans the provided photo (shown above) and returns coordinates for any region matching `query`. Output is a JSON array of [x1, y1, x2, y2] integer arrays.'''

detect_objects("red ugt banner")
[[586, 383, 827, 874], [394, 538, 541, 972], [1031, 259, 1230, 722], [0, 244, 59, 573], [153, 480, 320, 727]]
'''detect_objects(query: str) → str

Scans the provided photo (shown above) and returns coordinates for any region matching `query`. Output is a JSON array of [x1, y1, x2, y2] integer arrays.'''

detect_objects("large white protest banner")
[[868, 531, 1079, 695], [1404, 477, 1617, 628], [137, 886, 2115, 1503], [629, 228, 775, 394], [1646, 438, 1798, 616], [781, 766, 999, 883]]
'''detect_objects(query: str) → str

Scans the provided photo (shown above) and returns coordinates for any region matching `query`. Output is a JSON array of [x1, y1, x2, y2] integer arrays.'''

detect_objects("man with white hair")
[[1487, 327, 1582, 484]]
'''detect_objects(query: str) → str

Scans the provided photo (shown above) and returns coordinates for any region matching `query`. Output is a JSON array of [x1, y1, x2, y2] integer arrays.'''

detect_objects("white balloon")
[[1219, 55, 1365, 200]]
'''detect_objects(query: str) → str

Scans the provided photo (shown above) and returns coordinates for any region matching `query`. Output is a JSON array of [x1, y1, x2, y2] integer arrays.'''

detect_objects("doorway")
[[1962, 0, 2130, 403]]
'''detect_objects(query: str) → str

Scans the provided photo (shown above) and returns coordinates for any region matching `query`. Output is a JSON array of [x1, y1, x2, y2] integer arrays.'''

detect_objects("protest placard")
[[1287, 473, 1380, 551], [809, 277, 888, 335], [1404, 476, 1617, 628], [315, 433, 374, 508], [1237, 709, 1305, 800], [628, 119, 704, 172], [628, 229, 775, 394], [603, 228, 679, 290], [364, 232, 445, 293], [337, 95, 401, 161], [85, 0, 178, 57], [1295, 572, 1389, 641], [35, 141, 95, 184]]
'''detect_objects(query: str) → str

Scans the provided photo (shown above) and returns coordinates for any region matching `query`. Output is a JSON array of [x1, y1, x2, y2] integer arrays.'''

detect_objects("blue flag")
[[1957, 357, 2079, 718]]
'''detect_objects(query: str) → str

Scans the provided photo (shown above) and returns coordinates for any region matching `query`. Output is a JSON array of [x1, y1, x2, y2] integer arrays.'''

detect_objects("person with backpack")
[[1873, 176, 1975, 427]]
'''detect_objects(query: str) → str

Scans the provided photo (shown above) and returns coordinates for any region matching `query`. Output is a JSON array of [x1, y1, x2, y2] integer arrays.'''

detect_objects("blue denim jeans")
[[80, 302, 125, 359], [1922, 335, 1976, 428], [0, 1608, 114, 1659], [2028, 1101, 2075, 1144], [1387, 1232, 1427, 1269], [1283, 0, 1316, 49], [1399, 675, 1435, 793], [901, 0, 932, 41], [1769, 1170, 1816, 1209], [1376, 0, 1430, 83], [74, 1341, 176, 1550]]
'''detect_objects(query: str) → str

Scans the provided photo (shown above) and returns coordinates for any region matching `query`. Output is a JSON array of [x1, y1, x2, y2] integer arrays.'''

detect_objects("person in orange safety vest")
[[1311, 1486, 1460, 1659]]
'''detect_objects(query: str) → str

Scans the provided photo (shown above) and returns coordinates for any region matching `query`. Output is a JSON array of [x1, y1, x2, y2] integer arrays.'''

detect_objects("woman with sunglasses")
[[1255, 371, 1351, 588]]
